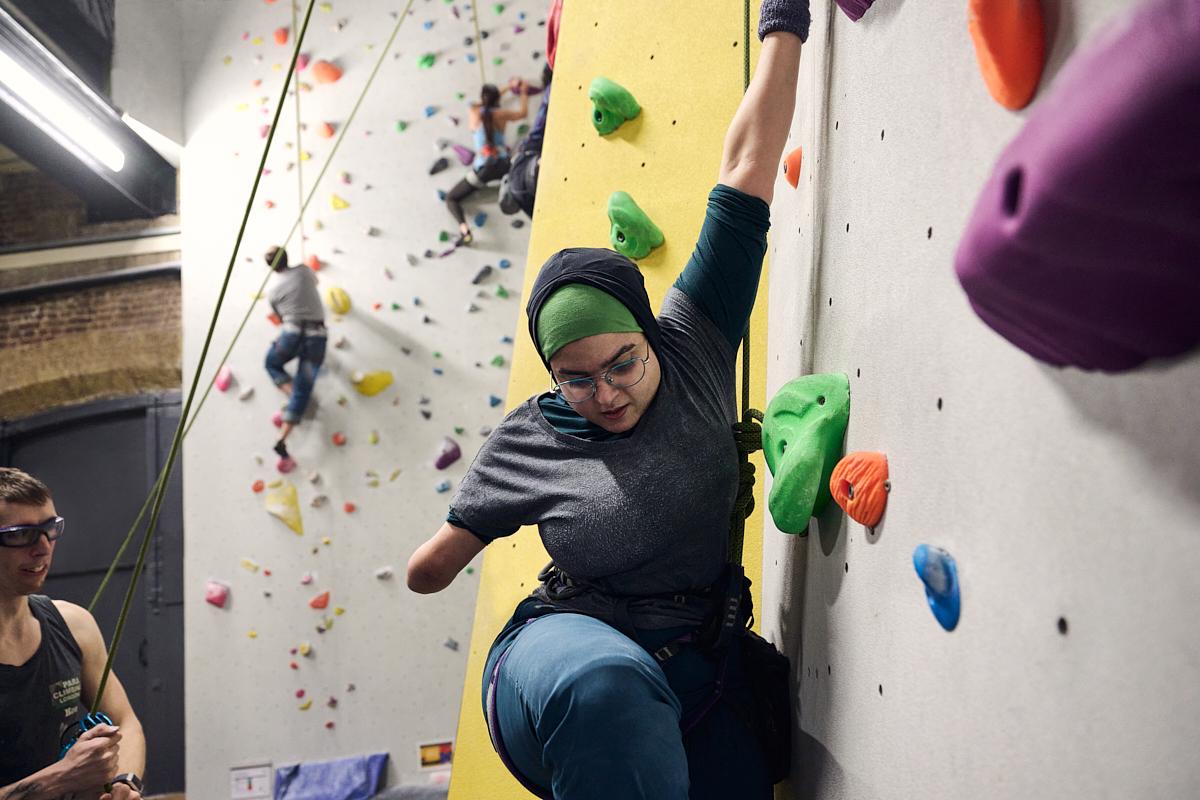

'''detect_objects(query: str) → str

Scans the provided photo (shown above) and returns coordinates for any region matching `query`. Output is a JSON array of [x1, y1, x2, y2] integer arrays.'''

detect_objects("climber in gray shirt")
[[263, 246, 326, 466], [406, 0, 808, 796]]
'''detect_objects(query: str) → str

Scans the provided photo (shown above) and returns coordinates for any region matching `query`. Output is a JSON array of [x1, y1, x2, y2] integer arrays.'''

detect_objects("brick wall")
[[0, 275, 181, 419]]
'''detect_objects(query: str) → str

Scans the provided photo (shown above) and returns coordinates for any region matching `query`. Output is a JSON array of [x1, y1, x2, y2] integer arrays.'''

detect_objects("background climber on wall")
[[263, 246, 326, 467], [445, 78, 531, 247], [407, 0, 809, 794], [0, 468, 147, 800], [499, 62, 553, 218]]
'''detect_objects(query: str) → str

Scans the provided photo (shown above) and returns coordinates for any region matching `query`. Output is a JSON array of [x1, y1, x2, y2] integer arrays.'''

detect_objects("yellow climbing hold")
[[265, 482, 304, 535], [330, 193, 349, 210], [240, 558, 260, 573], [251, 36, 263, 45], [334, 607, 345, 616], [368, 430, 380, 445], [267, 479, 283, 489], [298, 641, 312, 656], [321, 536, 332, 546], [319, 1, 332, 10], [324, 286, 352, 315], [299, 699, 313, 710], [223, 55, 233, 65], [389, 469, 402, 482], [351, 370, 394, 397], [300, 151, 312, 161], [247, 630, 258, 639]]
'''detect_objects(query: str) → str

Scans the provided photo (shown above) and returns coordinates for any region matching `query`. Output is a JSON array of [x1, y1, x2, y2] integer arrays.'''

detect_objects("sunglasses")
[[0, 516, 65, 548]]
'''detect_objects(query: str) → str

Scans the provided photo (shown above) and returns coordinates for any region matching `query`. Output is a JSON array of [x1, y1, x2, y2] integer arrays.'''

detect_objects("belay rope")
[[727, 0, 764, 568]]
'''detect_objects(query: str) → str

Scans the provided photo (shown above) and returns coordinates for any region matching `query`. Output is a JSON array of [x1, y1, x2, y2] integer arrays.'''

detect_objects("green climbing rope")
[[291, 0, 307, 262], [470, 1, 487, 85], [88, 0, 419, 616], [91, 0, 319, 713], [728, 0, 763, 567]]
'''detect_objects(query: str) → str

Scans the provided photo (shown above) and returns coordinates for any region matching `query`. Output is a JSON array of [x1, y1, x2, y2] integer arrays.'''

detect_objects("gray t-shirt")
[[451, 288, 739, 629], [267, 266, 325, 323]]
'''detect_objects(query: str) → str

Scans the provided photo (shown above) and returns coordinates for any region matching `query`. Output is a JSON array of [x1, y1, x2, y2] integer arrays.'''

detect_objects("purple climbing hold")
[[835, 0, 875, 21], [451, 144, 475, 165], [435, 437, 462, 470], [954, 0, 1200, 372]]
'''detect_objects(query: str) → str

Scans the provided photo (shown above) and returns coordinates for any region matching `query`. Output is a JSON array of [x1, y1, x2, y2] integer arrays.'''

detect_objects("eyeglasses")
[[553, 353, 651, 404], [0, 516, 65, 548]]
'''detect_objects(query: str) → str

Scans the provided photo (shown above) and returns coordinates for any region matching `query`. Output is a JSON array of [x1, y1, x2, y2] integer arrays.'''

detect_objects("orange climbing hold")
[[317, 121, 335, 139], [312, 60, 343, 85], [343, 501, 356, 514], [331, 432, 347, 446], [252, 479, 265, 493], [829, 451, 890, 528], [967, 0, 1045, 111], [267, 313, 282, 326], [309, 591, 330, 610], [783, 146, 803, 188], [274, 27, 289, 46], [305, 254, 322, 272]]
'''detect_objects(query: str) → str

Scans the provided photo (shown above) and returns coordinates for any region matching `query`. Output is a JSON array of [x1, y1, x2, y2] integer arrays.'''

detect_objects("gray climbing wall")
[[176, 0, 547, 794], [760, 1, 1200, 798]]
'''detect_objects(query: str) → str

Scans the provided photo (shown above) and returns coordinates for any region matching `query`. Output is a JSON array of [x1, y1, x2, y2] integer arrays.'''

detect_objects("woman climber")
[[408, 1, 809, 796], [446, 79, 531, 247]]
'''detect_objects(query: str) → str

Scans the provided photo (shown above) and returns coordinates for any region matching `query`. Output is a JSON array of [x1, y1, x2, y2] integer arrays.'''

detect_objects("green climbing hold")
[[418, 53, 436, 69], [490, 355, 505, 367], [516, 123, 530, 137], [588, 77, 641, 136], [493, 3, 506, 13], [433, 351, 442, 358], [438, 230, 450, 242], [391, 302, 401, 310], [396, 120, 408, 132], [607, 191, 664, 260], [761, 374, 851, 535], [454, 426, 465, 435], [456, 92, 465, 101], [495, 285, 510, 299], [493, 57, 505, 66]]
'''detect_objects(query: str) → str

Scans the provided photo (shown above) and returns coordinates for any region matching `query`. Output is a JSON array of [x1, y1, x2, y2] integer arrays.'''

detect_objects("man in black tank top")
[[0, 469, 146, 799]]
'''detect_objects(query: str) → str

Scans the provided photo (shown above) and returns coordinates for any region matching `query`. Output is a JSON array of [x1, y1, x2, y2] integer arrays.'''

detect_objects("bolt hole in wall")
[[937, 397, 943, 410], [881, 129, 885, 140], [927, 226, 933, 239], [1058, 617, 1069, 635]]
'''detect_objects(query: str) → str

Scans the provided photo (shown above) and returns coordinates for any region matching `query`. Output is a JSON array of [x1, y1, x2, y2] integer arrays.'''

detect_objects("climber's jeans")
[[265, 328, 326, 424], [485, 611, 771, 800]]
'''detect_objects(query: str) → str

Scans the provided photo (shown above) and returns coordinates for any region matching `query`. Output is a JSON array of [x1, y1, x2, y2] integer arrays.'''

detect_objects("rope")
[[727, 0, 763, 567], [470, 1, 487, 84], [87, 0, 419, 615], [292, 0, 307, 262], [91, 0, 319, 712]]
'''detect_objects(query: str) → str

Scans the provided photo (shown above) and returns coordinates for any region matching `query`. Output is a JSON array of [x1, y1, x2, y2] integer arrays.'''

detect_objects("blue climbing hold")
[[498, 258, 511, 269], [488, 394, 503, 407], [433, 367, 444, 376], [437, 189, 447, 201], [466, 53, 477, 64], [912, 544, 961, 632], [424, 105, 438, 118], [435, 480, 452, 493], [473, 211, 488, 228], [500, 335, 513, 344], [423, 20, 434, 30]]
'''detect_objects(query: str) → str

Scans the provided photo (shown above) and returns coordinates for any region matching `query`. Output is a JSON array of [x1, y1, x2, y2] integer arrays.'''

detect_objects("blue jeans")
[[265, 328, 326, 424], [484, 610, 771, 800]]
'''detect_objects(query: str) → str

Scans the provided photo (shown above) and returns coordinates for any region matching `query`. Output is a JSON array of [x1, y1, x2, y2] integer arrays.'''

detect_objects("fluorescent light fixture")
[[0, 47, 125, 172]]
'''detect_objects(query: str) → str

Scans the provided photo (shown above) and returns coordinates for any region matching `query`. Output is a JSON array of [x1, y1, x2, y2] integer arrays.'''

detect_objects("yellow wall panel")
[[449, 3, 767, 796]]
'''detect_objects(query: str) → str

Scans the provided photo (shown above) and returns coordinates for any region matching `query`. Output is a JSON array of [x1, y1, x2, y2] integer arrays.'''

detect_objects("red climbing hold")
[[968, 0, 1045, 110], [829, 452, 890, 528], [783, 146, 803, 188], [267, 313, 282, 326], [317, 121, 335, 139], [305, 254, 322, 271], [312, 60, 343, 85], [343, 501, 356, 514], [274, 27, 289, 46], [252, 479, 265, 493], [331, 432, 347, 446], [309, 591, 331, 610]]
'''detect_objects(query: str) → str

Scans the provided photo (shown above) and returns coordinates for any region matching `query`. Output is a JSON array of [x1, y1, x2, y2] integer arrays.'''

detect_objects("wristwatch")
[[109, 773, 144, 793]]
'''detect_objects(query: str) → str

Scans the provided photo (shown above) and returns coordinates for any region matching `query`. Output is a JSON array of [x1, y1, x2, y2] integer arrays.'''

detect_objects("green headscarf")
[[535, 283, 643, 360]]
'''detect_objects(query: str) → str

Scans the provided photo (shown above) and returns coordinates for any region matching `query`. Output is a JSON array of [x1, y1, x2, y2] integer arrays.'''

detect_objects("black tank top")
[[0, 595, 84, 783]]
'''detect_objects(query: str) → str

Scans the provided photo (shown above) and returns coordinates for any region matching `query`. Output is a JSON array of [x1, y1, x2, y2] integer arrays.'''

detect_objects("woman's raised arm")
[[718, 2, 808, 204]]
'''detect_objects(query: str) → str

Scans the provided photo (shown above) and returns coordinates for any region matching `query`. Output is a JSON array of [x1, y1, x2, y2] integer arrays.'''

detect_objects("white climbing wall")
[[761, 1, 1200, 798], [177, 0, 548, 794]]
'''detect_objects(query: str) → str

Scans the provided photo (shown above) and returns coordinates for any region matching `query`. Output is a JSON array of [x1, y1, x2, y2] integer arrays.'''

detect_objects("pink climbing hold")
[[272, 410, 284, 428], [215, 365, 233, 392], [259, 124, 271, 138], [277, 456, 297, 474], [205, 580, 230, 609], [451, 144, 475, 165], [297, 53, 310, 71]]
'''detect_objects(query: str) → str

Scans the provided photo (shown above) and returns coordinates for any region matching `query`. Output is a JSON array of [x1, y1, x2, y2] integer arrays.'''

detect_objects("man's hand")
[[100, 780, 142, 800], [59, 724, 121, 791]]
